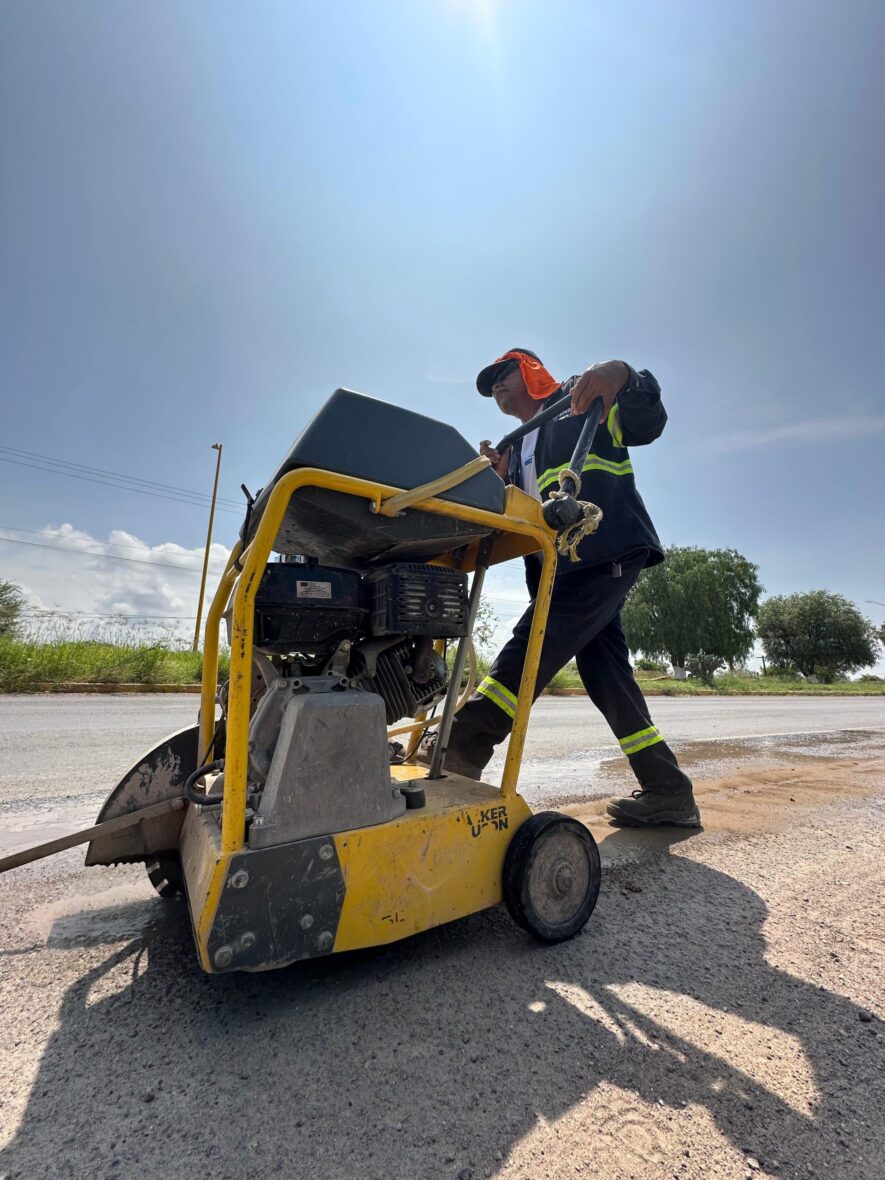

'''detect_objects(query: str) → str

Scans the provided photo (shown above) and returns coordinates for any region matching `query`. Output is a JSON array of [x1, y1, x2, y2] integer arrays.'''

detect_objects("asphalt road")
[[1, 693, 883, 817]]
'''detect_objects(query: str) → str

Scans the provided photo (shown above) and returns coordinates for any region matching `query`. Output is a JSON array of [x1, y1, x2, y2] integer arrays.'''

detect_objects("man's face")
[[491, 362, 530, 417]]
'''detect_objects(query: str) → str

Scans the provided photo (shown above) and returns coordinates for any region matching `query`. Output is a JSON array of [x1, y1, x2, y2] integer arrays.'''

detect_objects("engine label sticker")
[[460, 806, 509, 838], [296, 580, 332, 600]]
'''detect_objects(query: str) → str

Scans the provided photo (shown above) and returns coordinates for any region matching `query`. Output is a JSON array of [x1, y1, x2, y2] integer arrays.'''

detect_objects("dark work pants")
[[449, 551, 693, 794]]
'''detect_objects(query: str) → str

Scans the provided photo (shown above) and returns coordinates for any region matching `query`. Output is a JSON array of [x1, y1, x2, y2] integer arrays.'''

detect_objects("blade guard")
[[85, 725, 200, 866]]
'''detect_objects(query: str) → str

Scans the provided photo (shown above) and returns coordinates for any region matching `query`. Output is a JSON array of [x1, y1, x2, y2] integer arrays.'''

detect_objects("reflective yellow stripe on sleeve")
[[476, 675, 518, 719], [618, 725, 664, 756], [607, 403, 624, 447]]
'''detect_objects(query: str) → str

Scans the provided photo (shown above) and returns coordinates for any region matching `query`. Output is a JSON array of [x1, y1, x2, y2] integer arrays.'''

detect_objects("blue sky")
[[1, 1, 883, 660]]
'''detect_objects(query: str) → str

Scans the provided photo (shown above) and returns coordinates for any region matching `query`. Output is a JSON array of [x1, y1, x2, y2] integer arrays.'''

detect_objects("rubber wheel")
[[145, 857, 185, 899], [503, 812, 601, 943]]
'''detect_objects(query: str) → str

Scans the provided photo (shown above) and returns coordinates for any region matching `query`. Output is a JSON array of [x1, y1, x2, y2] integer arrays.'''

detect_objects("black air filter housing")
[[248, 563, 368, 653], [365, 564, 469, 638]]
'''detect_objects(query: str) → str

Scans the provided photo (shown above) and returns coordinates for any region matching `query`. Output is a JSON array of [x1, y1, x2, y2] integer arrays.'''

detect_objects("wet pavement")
[[499, 727, 885, 809]]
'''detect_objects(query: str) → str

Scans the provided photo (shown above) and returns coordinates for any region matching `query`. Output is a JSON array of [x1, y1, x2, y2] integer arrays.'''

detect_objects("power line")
[[21, 609, 199, 619], [0, 452, 244, 513], [0, 453, 243, 514], [0, 443, 243, 508], [0, 524, 231, 563], [0, 535, 228, 574]]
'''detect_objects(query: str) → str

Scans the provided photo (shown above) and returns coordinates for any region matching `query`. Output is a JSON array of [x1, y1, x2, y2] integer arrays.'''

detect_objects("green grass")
[[0, 637, 230, 692], [0, 636, 881, 695], [545, 664, 885, 696]]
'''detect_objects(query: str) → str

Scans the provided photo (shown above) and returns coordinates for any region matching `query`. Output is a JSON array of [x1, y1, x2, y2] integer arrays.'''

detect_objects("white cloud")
[[709, 414, 885, 453], [5, 523, 529, 647], [1, 523, 231, 641], [477, 563, 531, 653], [489, 612, 523, 653]]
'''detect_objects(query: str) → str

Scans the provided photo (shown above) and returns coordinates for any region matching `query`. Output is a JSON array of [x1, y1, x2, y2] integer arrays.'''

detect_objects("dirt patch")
[[565, 755, 885, 848]]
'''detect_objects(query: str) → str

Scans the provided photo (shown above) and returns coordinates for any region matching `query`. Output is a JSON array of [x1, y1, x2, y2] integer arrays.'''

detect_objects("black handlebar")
[[559, 399, 603, 497], [493, 391, 574, 454], [493, 392, 604, 484], [489, 391, 606, 540]]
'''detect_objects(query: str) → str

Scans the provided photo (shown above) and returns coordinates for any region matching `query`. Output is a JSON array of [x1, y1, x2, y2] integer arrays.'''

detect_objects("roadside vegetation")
[[546, 663, 885, 696], [0, 592, 230, 691], [0, 636, 231, 692], [622, 546, 762, 682], [0, 568, 881, 695], [620, 549, 882, 687]]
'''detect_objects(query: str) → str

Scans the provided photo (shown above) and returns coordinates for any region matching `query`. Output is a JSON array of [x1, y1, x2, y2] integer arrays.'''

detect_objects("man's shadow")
[[1, 827, 882, 1180]]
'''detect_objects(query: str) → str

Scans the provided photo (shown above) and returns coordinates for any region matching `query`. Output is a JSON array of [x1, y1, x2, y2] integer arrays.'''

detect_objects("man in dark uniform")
[[426, 347, 699, 828]]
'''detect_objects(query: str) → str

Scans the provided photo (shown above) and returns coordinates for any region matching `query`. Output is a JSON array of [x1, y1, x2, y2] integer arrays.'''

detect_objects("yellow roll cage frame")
[[197, 467, 558, 860]]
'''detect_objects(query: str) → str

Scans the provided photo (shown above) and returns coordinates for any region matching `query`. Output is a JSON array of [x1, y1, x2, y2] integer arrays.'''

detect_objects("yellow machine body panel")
[[184, 461, 560, 973], [183, 776, 532, 972], [332, 776, 533, 952]]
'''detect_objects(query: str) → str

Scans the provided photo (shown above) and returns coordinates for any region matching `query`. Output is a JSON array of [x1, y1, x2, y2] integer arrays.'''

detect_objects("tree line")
[[621, 547, 883, 684]]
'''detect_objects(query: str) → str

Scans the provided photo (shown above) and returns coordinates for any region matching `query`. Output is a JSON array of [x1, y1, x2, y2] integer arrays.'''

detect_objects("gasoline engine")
[[212, 559, 470, 846]]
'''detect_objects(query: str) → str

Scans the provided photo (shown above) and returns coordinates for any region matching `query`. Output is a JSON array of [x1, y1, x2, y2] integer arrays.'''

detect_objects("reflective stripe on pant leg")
[[619, 725, 664, 756], [476, 675, 518, 720]]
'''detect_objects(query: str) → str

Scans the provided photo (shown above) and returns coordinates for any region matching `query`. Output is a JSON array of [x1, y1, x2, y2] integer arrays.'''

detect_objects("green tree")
[[0, 580, 24, 637], [474, 597, 498, 651], [756, 591, 879, 681], [622, 547, 762, 671], [685, 650, 725, 687]]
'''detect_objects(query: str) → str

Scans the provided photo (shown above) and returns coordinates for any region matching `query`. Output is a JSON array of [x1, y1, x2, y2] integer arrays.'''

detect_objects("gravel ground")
[[0, 702, 883, 1179]]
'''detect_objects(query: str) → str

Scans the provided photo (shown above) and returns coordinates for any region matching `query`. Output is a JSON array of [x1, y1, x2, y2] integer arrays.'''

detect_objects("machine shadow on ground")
[[1, 827, 883, 1180]]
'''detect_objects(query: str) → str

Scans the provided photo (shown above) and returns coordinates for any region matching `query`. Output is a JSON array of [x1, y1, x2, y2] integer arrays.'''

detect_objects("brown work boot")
[[607, 787, 701, 828], [414, 733, 484, 780]]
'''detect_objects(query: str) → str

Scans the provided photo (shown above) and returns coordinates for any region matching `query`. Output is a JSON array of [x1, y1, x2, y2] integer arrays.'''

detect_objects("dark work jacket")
[[508, 365, 666, 581]]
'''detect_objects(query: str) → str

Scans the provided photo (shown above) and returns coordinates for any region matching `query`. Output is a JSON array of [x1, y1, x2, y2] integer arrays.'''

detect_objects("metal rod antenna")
[[193, 443, 223, 651]]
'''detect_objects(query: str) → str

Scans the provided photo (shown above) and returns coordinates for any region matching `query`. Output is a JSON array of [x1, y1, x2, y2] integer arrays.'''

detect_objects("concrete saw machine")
[[2, 389, 603, 973]]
